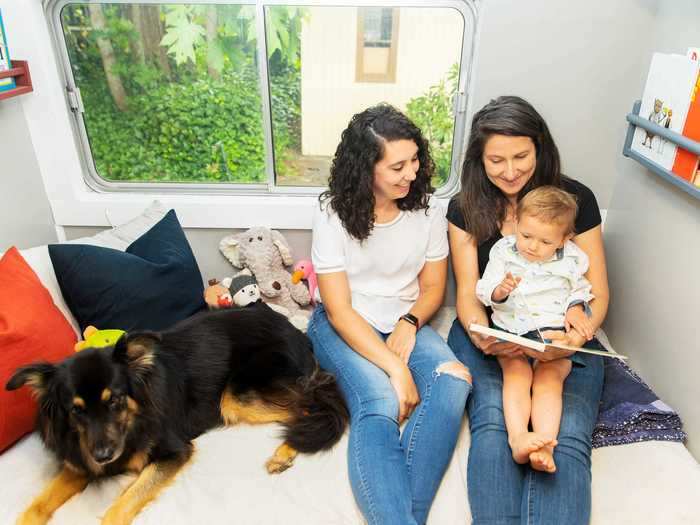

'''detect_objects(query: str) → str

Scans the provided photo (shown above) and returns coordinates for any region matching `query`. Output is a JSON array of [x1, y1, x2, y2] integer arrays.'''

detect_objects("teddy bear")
[[219, 227, 311, 314], [204, 269, 310, 332]]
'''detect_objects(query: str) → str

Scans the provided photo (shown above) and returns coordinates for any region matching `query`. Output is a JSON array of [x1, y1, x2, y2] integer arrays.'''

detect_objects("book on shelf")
[[671, 48, 700, 182], [631, 52, 697, 171], [468, 324, 628, 360], [0, 8, 16, 93]]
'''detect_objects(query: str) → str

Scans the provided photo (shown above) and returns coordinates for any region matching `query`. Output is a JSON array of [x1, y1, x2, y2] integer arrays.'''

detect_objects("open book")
[[469, 324, 627, 360]]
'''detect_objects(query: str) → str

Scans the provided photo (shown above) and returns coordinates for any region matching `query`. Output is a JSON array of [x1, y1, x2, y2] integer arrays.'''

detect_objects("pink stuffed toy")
[[291, 259, 317, 305]]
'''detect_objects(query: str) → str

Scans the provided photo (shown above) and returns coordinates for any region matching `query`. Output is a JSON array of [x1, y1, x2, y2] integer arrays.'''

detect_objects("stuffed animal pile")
[[204, 227, 315, 331]]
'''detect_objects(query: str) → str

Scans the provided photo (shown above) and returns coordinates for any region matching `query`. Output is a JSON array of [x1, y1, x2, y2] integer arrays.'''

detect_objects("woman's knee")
[[354, 392, 401, 423]]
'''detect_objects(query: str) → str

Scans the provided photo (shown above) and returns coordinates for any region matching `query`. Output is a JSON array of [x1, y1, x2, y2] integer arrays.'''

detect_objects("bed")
[[0, 205, 698, 524]]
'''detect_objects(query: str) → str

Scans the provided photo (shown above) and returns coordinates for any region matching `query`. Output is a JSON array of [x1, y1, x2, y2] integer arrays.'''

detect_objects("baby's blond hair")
[[516, 186, 578, 235]]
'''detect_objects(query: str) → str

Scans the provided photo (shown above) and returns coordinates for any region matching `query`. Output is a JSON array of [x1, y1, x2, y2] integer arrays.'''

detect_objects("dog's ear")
[[113, 332, 161, 381], [6, 363, 57, 396]]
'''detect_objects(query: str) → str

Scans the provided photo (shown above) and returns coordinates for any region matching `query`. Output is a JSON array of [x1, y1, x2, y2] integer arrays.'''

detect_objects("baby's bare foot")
[[509, 432, 553, 464], [529, 445, 557, 473]]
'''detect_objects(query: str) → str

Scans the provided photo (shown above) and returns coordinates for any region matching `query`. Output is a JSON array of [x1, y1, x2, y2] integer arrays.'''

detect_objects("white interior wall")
[[0, 99, 56, 249], [603, 0, 700, 460]]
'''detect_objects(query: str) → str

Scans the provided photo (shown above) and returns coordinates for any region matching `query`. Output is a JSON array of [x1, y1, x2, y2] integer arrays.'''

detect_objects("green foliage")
[[62, 3, 303, 183], [84, 67, 278, 183], [161, 6, 205, 65], [406, 63, 459, 187]]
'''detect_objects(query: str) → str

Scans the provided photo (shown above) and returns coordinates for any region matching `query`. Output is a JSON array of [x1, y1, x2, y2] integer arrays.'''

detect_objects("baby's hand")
[[565, 305, 594, 340], [491, 272, 521, 303]]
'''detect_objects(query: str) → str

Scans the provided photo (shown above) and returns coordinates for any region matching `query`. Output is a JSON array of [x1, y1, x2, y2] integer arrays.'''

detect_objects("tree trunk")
[[206, 6, 220, 79], [141, 6, 172, 78], [88, 4, 128, 112], [129, 5, 146, 65]]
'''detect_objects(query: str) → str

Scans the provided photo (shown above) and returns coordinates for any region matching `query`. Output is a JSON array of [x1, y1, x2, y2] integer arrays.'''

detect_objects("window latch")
[[66, 87, 84, 114], [452, 91, 468, 114]]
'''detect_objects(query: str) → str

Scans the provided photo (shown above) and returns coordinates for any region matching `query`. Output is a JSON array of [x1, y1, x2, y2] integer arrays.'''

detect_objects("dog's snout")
[[272, 281, 281, 290], [93, 446, 115, 464]]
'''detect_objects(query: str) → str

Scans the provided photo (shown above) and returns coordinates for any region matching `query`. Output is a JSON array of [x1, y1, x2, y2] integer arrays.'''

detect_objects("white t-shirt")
[[311, 197, 448, 333]]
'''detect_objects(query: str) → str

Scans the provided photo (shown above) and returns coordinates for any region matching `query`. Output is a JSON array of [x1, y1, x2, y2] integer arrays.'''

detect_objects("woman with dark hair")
[[447, 95, 609, 524], [308, 104, 472, 525]]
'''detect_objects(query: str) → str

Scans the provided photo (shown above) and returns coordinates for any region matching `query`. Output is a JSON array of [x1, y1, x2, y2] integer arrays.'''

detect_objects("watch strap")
[[399, 313, 420, 330]]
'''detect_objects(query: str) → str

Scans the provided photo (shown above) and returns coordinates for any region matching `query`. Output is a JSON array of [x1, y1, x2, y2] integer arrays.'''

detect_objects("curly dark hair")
[[320, 104, 435, 241], [458, 96, 563, 243]]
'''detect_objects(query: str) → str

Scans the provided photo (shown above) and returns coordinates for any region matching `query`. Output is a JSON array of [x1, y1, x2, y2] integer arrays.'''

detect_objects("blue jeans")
[[308, 305, 471, 525], [448, 319, 604, 525]]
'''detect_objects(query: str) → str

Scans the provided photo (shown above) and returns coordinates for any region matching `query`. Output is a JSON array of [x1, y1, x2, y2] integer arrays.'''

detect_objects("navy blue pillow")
[[48, 210, 206, 332]]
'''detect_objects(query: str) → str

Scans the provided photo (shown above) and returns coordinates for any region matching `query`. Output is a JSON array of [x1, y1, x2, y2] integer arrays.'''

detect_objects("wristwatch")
[[399, 313, 420, 331]]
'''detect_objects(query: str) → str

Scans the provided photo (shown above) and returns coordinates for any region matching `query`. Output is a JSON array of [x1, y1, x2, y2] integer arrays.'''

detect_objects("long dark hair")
[[320, 104, 434, 241], [459, 96, 562, 243]]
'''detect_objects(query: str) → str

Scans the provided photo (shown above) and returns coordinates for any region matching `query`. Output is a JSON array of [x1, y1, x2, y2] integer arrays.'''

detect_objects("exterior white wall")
[[300, 7, 464, 156]]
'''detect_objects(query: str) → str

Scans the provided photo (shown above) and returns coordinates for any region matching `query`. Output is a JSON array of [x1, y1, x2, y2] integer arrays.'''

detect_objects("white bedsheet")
[[1, 419, 698, 524], [1, 307, 698, 524]]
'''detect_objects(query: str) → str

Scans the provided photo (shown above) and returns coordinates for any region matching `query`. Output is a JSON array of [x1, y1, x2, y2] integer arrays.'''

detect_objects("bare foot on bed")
[[529, 444, 557, 473], [509, 432, 554, 464]]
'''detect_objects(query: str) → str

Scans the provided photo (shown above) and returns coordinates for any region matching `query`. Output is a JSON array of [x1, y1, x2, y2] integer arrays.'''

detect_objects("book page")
[[468, 324, 627, 360]]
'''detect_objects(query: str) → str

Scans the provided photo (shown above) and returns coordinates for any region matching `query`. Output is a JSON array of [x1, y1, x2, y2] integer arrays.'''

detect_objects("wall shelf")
[[622, 100, 700, 200], [0, 60, 33, 101]]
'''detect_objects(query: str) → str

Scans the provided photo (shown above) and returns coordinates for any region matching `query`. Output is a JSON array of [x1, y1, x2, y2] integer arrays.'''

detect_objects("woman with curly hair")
[[307, 104, 472, 525]]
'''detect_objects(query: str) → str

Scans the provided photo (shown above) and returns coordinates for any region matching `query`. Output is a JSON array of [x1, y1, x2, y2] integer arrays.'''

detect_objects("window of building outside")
[[356, 7, 399, 83]]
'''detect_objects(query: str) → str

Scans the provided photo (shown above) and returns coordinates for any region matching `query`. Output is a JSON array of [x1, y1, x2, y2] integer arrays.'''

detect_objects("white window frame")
[[13, 0, 478, 229]]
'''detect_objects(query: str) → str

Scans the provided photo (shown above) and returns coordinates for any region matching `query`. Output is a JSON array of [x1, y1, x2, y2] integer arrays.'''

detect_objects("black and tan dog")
[[6, 304, 348, 525]]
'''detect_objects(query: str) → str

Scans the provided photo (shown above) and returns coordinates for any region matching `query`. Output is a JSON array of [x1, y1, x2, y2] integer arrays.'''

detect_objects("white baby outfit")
[[476, 235, 594, 335]]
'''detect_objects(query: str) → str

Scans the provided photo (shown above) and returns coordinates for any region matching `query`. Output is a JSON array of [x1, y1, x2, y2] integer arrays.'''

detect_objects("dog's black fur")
[[6, 304, 348, 523]]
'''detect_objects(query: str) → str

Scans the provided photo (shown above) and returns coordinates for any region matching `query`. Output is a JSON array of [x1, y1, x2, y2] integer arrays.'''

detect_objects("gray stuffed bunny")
[[219, 227, 311, 313]]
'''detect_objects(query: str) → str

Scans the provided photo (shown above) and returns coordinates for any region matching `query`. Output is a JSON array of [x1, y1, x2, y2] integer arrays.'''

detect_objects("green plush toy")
[[74, 326, 125, 352]]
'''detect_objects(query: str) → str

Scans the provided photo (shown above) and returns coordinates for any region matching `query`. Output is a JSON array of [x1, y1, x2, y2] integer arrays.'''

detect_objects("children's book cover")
[[671, 48, 700, 182], [0, 8, 16, 93], [632, 53, 697, 170]]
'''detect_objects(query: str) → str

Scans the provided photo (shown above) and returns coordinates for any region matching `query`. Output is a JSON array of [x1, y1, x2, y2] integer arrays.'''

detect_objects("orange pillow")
[[0, 247, 76, 452]]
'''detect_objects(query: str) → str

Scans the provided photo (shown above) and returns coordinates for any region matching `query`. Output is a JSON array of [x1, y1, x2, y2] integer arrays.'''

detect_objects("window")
[[47, 1, 476, 194], [356, 8, 399, 83]]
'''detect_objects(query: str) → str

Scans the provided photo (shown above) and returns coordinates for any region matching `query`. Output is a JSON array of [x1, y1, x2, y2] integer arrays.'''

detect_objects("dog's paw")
[[265, 455, 295, 474], [265, 442, 298, 474]]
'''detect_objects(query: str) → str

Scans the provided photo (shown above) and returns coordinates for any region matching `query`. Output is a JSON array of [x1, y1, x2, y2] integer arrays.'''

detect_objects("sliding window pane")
[[266, 5, 465, 188], [61, 3, 264, 184]]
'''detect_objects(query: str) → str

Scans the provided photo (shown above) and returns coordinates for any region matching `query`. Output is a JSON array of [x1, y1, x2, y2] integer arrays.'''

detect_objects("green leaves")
[[161, 6, 205, 65], [406, 63, 460, 187]]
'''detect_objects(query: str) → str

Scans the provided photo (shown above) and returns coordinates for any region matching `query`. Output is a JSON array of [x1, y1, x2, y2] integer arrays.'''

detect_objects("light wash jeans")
[[308, 305, 471, 525], [447, 319, 604, 525]]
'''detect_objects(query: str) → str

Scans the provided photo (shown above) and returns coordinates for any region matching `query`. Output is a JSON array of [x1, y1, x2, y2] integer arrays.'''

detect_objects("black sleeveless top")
[[446, 177, 602, 277]]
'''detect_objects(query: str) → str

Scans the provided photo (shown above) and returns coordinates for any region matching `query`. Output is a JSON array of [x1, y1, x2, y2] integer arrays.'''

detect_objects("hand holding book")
[[468, 324, 628, 360]]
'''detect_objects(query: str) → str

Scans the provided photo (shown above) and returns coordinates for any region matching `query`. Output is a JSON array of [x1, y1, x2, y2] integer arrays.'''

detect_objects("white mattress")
[[1, 281, 698, 523], [1, 418, 698, 524]]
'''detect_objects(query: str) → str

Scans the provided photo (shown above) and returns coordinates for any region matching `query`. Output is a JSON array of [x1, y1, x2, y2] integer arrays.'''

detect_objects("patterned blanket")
[[592, 358, 686, 448]]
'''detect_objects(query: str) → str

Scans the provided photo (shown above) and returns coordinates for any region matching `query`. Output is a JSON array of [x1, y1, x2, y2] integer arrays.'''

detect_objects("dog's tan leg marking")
[[265, 442, 299, 474], [16, 467, 88, 525], [125, 451, 150, 473], [220, 390, 299, 473], [220, 390, 293, 425], [101, 454, 190, 525]]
